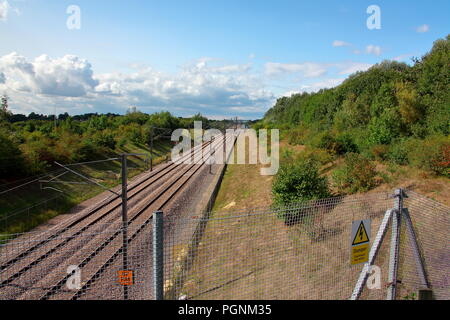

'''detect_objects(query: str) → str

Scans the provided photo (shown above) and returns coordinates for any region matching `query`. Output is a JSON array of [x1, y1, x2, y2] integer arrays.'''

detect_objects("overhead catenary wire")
[[0, 168, 66, 188], [0, 155, 145, 194], [0, 171, 65, 195], [63, 158, 120, 167]]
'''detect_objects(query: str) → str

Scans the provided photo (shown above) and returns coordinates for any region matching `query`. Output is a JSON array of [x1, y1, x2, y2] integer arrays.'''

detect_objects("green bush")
[[297, 148, 334, 165], [371, 144, 390, 161], [89, 130, 117, 149], [368, 108, 402, 145], [272, 159, 330, 206], [77, 141, 97, 162], [309, 131, 358, 155], [0, 131, 26, 178], [388, 139, 411, 165], [408, 135, 450, 176], [280, 148, 295, 164], [332, 153, 377, 194], [287, 128, 308, 145], [335, 133, 359, 154], [310, 131, 335, 150]]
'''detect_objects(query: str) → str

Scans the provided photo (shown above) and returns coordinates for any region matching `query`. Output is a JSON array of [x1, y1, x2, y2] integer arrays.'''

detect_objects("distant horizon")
[[5, 108, 261, 122], [1, 0, 449, 119]]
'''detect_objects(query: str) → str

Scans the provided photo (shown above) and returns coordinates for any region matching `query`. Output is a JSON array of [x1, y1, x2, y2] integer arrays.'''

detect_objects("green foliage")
[[309, 130, 358, 155], [0, 130, 26, 178], [415, 35, 450, 136], [368, 108, 402, 145], [310, 131, 336, 151], [287, 126, 309, 145], [396, 82, 424, 126], [388, 139, 412, 165], [297, 148, 334, 166], [371, 144, 390, 161], [263, 35, 449, 177], [407, 136, 450, 176], [335, 133, 359, 154], [332, 153, 377, 194], [0, 94, 11, 122], [0, 110, 194, 180], [88, 130, 117, 149], [272, 159, 330, 206], [370, 82, 397, 118]]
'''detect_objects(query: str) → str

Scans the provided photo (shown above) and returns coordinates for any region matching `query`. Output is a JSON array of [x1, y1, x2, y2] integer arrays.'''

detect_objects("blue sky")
[[0, 0, 449, 119]]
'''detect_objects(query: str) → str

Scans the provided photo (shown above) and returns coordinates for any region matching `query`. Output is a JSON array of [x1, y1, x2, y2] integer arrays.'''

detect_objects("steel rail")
[[37, 134, 230, 300], [0, 138, 216, 274], [0, 136, 228, 298]]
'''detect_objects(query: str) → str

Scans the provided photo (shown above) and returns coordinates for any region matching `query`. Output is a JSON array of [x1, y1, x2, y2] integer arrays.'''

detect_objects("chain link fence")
[[0, 155, 149, 238], [399, 191, 450, 300], [0, 189, 448, 300], [164, 190, 449, 300], [0, 221, 153, 300]]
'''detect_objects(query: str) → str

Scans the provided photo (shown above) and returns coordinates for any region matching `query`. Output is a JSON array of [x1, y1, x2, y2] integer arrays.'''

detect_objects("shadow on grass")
[[275, 197, 344, 242], [0, 193, 76, 243]]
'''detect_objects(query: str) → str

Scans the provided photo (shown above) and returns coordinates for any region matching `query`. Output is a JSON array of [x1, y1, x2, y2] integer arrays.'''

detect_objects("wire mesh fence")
[[0, 189, 448, 300], [0, 156, 149, 239], [0, 221, 153, 300], [163, 190, 449, 300], [164, 192, 394, 300], [399, 191, 450, 300]]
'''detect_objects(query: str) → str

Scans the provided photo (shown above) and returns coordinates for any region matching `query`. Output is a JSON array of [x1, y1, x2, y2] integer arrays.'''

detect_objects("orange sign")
[[118, 270, 134, 286]]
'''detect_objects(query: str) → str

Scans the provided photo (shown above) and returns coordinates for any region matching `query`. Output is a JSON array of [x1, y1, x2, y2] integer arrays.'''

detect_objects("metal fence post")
[[150, 127, 154, 171], [210, 136, 214, 174], [387, 188, 404, 300], [153, 210, 164, 300], [121, 154, 129, 300], [350, 209, 393, 300], [402, 207, 431, 292]]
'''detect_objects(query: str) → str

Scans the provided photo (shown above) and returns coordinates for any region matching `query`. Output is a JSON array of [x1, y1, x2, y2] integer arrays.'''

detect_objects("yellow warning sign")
[[350, 219, 371, 265], [351, 243, 369, 265], [352, 221, 369, 245]]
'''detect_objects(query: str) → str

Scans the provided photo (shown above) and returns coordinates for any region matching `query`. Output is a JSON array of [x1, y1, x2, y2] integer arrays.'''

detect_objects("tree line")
[[260, 35, 449, 179], [0, 103, 222, 181]]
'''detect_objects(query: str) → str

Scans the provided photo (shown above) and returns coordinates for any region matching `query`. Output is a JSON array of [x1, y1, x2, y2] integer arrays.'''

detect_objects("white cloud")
[[282, 78, 346, 97], [265, 61, 372, 79], [393, 53, 413, 62], [282, 90, 301, 97], [0, 53, 274, 117], [0, 52, 375, 118], [366, 45, 382, 56], [229, 106, 266, 113], [416, 24, 430, 33], [337, 62, 372, 75], [265, 62, 328, 78], [300, 78, 346, 93], [0, 52, 99, 96], [332, 40, 352, 47]]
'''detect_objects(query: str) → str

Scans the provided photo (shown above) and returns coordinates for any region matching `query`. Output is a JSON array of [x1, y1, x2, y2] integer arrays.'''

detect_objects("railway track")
[[0, 131, 236, 300], [0, 137, 212, 273]]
